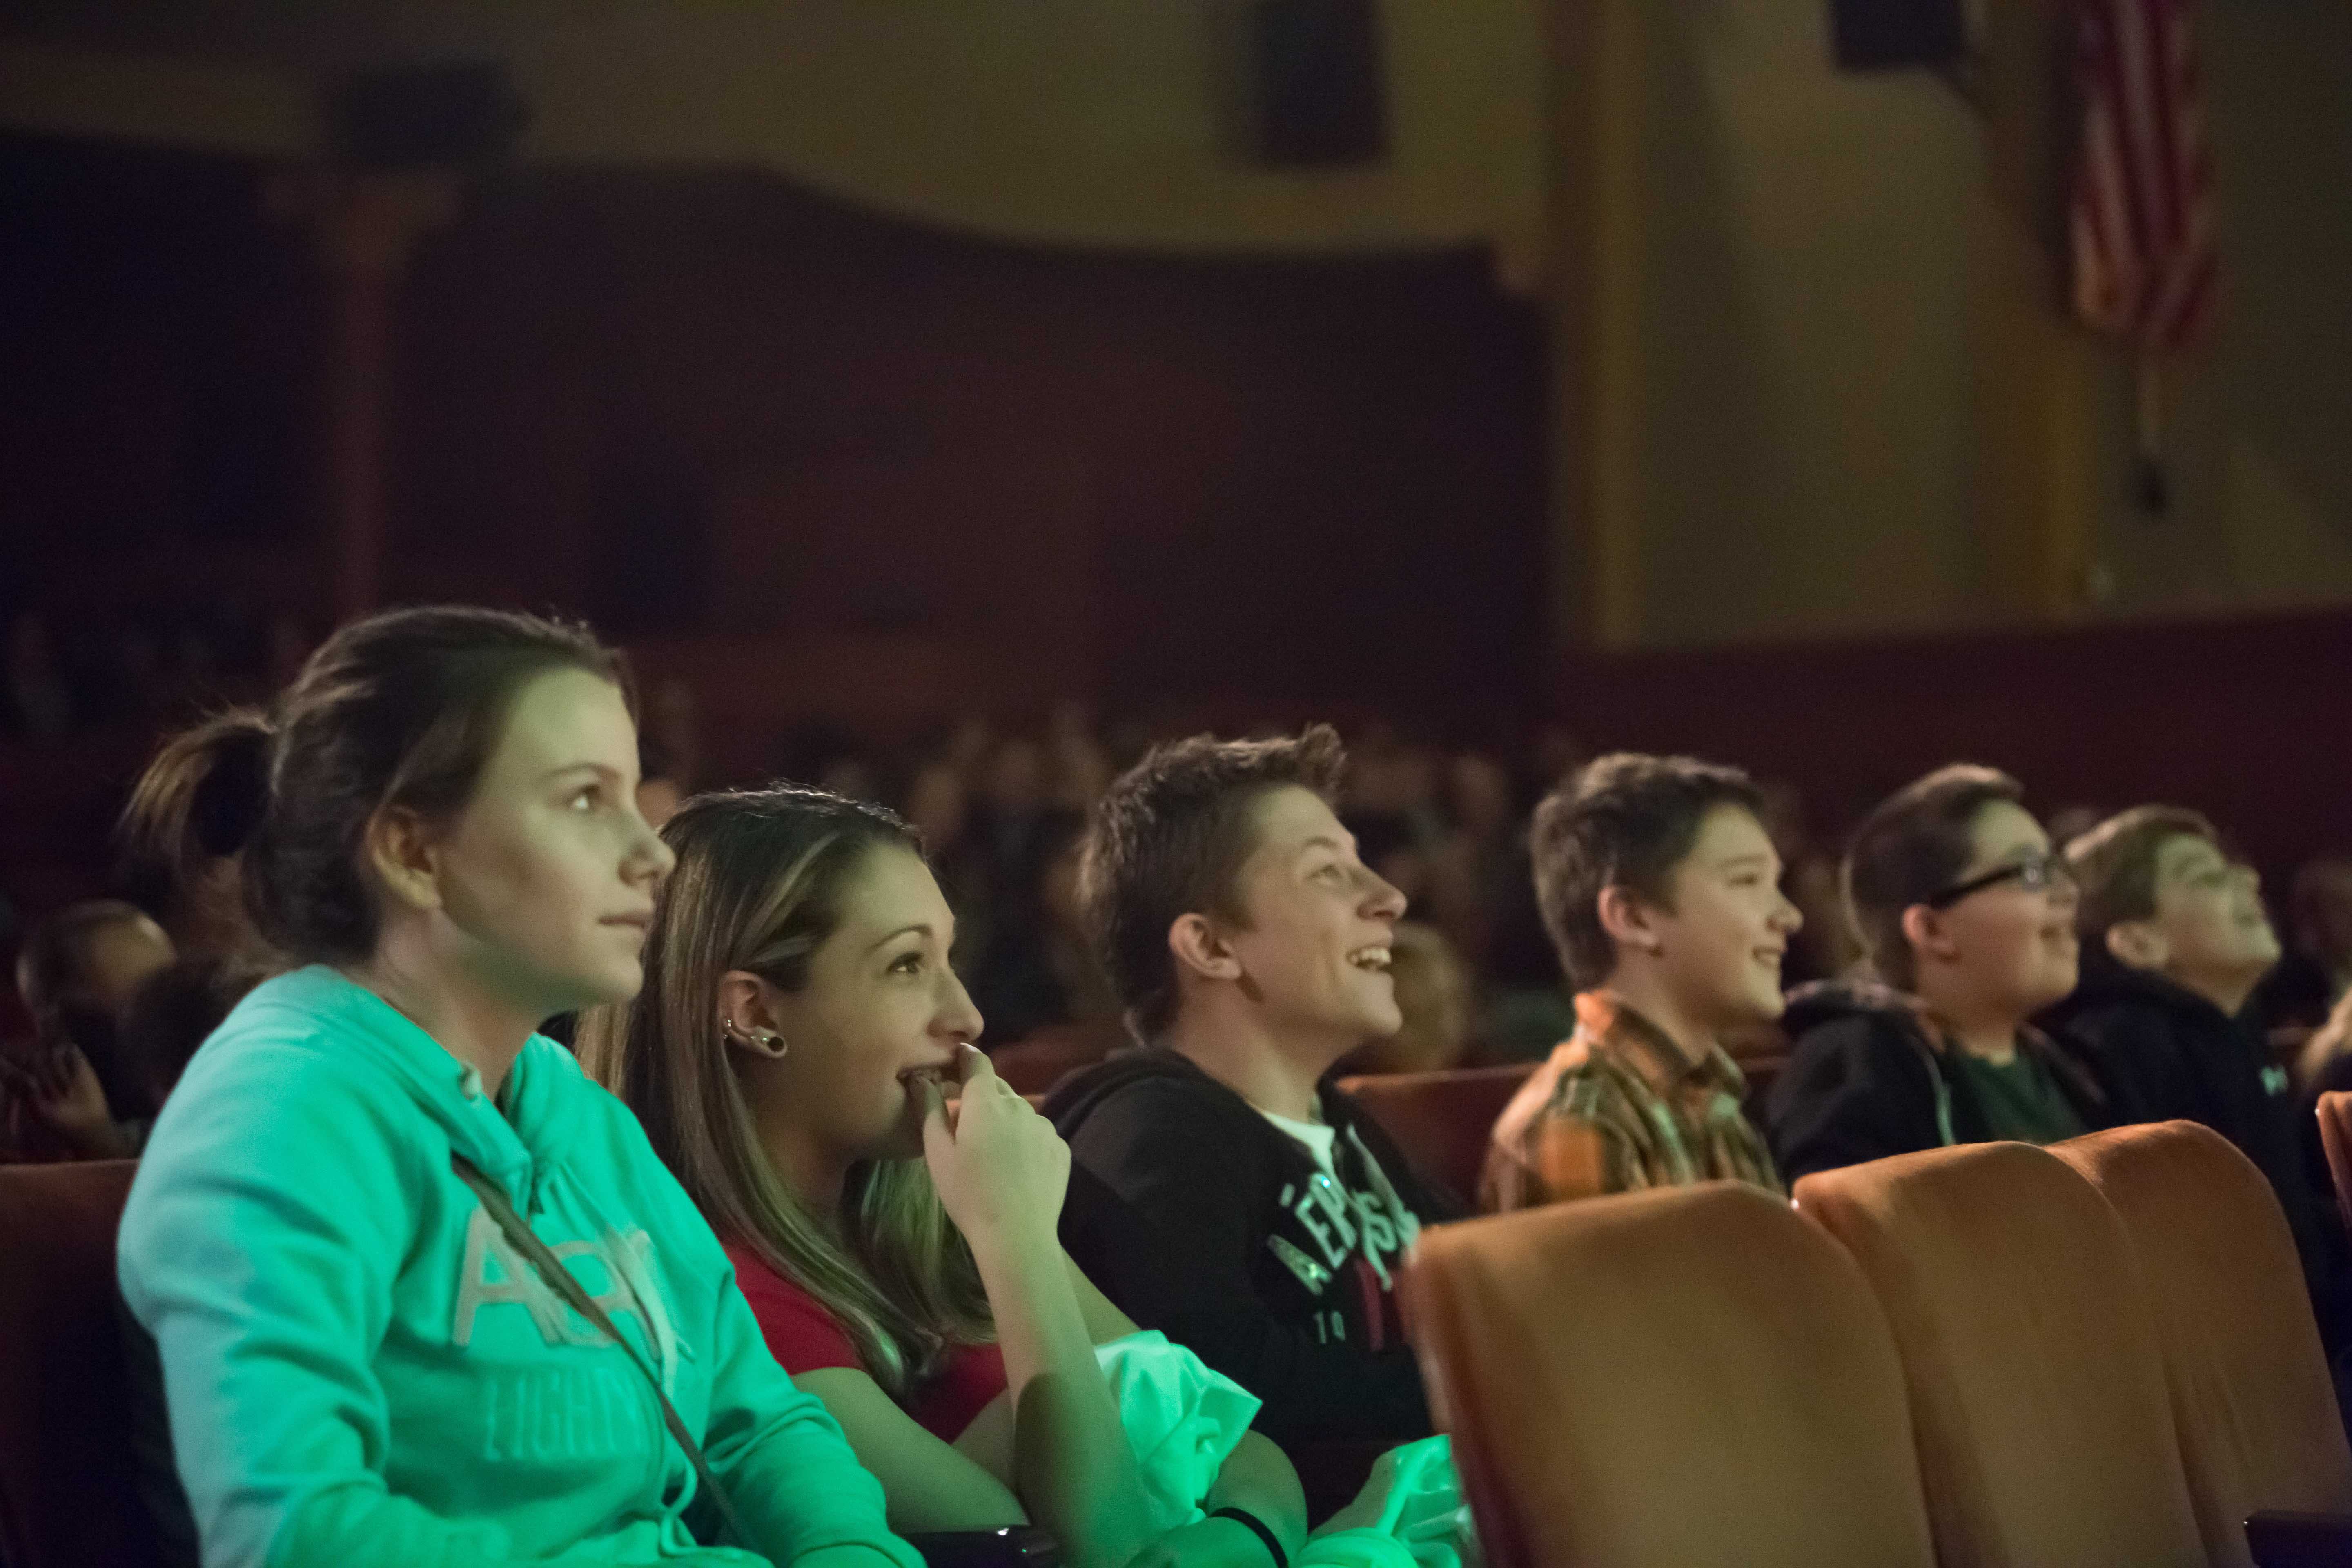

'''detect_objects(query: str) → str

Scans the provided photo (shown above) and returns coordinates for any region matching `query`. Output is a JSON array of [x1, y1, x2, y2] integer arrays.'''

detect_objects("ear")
[[1899, 904, 1958, 966], [2105, 921, 2168, 971], [361, 806, 445, 917], [1596, 885, 1663, 956], [1168, 913, 1243, 984], [716, 970, 789, 1060]]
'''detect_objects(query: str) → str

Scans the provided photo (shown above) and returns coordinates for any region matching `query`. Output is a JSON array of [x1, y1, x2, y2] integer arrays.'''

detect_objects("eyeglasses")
[[1923, 851, 2072, 911]]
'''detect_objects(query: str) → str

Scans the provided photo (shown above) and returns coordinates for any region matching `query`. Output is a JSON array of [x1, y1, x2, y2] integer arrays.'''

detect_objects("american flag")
[[2069, 0, 2217, 352]]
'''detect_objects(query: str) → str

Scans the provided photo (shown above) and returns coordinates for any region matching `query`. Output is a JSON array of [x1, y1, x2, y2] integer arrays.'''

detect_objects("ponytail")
[[119, 709, 274, 884]]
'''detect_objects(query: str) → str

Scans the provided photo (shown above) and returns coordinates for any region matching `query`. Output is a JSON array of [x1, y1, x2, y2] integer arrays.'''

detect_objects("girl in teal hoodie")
[[118, 606, 919, 1568]]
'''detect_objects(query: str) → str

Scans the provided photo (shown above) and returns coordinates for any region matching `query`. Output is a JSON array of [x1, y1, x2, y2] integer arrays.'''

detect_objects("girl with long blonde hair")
[[580, 786, 1307, 1568]]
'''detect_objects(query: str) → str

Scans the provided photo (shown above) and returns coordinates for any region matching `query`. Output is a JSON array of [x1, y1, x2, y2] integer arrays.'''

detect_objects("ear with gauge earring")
[[720, 1014, 788, 1059]]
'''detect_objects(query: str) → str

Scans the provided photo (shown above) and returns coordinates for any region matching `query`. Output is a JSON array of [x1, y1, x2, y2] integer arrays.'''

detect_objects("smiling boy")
[[1045, 726, 1458, 1446], [1480, 754, 1797, 1211], [2043, 807, 2345, 1332]]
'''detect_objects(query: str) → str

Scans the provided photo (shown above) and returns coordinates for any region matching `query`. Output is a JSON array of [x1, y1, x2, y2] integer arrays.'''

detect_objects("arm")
[[795, 1368, 1027, 1532], [120, 1052, 528, 1566], [927, 1048, 1163, 1568], [1062, 1087, 1429, 1446], [697, 1265, 928, 1568]]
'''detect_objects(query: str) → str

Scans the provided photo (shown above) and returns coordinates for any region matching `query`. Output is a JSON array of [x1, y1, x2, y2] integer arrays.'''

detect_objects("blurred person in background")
[[1425, 751, 1521, 973], [1766, 766, 2107, 1183], [116, 951, 264, 1120], [1341, 921, 1470, 1078], [7, 898, 176, 1159], [2257, 855, 2352, 1042], [2, 610, 78, 739], [637, 732, 689, 829]]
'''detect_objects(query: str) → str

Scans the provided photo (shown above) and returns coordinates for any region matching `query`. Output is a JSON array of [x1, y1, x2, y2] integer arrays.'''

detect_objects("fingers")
[[919, 1073, 954, 1160], [953, 1041, 993, 1088]]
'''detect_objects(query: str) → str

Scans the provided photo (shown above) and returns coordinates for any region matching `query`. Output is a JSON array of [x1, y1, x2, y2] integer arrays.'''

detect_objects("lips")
[[601, 911, 653, 932]]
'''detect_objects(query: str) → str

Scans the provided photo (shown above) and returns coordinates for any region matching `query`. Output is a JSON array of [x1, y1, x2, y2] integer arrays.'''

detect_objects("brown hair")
[[2064, 804, 2220, 948], [120, 710, 273, 886], [235, 606, 624, 964], [576, 785, 991, 1399], [1530, 752, 1766, 990], [1080, 725, 1346, 1040], [1842, 764, 2025, 991]]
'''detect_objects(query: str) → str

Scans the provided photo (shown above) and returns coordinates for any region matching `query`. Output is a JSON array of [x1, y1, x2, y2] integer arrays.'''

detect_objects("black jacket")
[[2043, 962, 2348, 1345], [1045, 1049, 1460, 1445], [1764, 980, 2111, 1186]]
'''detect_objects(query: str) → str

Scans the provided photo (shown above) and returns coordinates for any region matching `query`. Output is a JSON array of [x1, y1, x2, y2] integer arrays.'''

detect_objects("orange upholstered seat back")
[[1795, 1140, 2205, 1568], [1403, 1182, 1937, 1568], [2051, 1120, 2352, 1568], [1337, 1064, 1533, 1210]]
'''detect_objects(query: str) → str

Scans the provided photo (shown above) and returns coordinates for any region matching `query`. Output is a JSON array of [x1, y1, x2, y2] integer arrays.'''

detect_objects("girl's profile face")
[[749, 846, 982, 1169], [429, 668, 676, 1020]]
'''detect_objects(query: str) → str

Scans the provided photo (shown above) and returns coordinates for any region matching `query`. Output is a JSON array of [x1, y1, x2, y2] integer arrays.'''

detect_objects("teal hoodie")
[[119, 966, 922, 1568]]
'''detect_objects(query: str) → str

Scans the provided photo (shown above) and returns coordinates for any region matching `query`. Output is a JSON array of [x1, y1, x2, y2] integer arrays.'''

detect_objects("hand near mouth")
[[918, 1043, 1070, 1255]]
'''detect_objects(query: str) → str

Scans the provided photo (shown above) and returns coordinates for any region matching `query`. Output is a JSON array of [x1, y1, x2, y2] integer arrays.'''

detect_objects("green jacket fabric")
[[119, 965, 919, 1568]]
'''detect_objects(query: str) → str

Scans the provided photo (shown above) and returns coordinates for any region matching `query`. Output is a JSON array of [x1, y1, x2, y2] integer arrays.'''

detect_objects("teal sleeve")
[[119, 1049, 712, 1568], [695, 1251, 922, 1568]]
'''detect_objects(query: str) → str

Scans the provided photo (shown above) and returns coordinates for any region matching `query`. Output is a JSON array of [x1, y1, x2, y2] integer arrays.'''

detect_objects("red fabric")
[[726, 1240, 1007, 1442]]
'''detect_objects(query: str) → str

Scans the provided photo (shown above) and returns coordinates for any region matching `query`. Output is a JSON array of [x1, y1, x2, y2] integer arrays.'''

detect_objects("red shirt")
[[727, 1239, 1008, 1442]]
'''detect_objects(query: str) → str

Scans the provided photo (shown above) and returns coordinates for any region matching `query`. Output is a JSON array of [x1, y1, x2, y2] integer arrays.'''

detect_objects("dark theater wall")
[[386, 169, 1550, 718]]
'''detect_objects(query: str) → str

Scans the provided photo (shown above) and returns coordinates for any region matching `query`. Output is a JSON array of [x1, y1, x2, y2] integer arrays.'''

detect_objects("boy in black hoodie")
[[1045, 726, 1458, 1446], [2042, 806, 2345, 1340], [1766, 765, 2105, 1183]]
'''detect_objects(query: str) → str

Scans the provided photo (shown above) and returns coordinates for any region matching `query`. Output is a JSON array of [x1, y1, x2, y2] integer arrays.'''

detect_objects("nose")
[[1362, 866, 1407, 923], [1772, 889, 1804, 933], [628, 815, 677, 887], [937, 964, 984, 1047]]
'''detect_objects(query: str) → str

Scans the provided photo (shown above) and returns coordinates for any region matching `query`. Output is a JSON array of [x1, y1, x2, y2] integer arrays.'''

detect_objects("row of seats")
[[1405, 1119, 2352, 1568]]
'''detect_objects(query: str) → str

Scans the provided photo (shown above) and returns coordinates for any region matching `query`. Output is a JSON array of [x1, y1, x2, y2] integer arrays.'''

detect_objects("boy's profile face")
[[2136, 833, 2280, 988], [1220, 786, 1407, 1044], [1640, 804, 1801, 1027]]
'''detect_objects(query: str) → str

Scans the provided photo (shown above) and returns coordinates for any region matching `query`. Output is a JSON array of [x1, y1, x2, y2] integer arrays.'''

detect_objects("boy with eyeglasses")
[[1764, 764, 2110, 1184]]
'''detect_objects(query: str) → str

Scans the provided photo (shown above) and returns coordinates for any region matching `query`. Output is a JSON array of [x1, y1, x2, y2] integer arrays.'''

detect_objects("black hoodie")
[[1044, 1049, 1459, 1445], [1764, 979, 2111, 1186], [2042, 962, 2347, 1345]]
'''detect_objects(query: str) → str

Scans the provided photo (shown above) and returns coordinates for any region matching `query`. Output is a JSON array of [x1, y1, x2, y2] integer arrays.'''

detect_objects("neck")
[[1163, 992, 1344, 1123], [1594, 971, 1721, 1065], [2164, 964, 2259, 1019], [756, 1113, 855, 1220], [1916, 974, 2022, 1064], [341, 927, 546, 1099]]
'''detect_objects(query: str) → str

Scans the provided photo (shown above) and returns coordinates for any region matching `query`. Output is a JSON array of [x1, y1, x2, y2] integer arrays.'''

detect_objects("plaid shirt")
[[1480, 991, 1783, 1211]]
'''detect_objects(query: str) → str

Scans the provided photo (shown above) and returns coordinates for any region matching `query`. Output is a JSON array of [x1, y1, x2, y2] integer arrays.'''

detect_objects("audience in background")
[[6, 898, 176, 1158], [1482, 755, 1795, 1212], [1047, 727, 1458, 1446], [1766, 765, 2107, 1184], [584, 785, 1306, 1568], [2261, 855, 2352, 1040], [1341, 922, 1472, 1078]]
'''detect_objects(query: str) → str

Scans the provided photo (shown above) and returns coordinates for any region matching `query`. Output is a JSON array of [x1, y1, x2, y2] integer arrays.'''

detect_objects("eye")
[[568, 785, 601, 812], [889, 950, 925, 977]]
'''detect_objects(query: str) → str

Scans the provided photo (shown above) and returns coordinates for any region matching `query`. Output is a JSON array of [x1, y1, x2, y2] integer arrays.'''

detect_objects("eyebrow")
[[1300, 834, 1356, 857], [1717, 852, 1776, 869], [540, 761, 624, 786], [864, 923, 935, 954]]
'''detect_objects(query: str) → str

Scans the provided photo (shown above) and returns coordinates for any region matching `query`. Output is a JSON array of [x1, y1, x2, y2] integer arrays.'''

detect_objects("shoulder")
[[724, 1240, 866, 1376], [1050, 1055, 1267, 1146]]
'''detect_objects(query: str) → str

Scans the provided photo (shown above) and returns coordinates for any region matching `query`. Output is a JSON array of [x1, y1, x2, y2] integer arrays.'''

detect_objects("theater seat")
[[2051, 1122, 2352, 1568], [989, 1018, 1125, 1096], [1336, 1064, 1533, 1210], [2317, 1091, 2352, 1239], [1794, 1141, 2205, 1568], [1403, 1183, 1937, 1568], [0, 1159, 157, 1568]]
